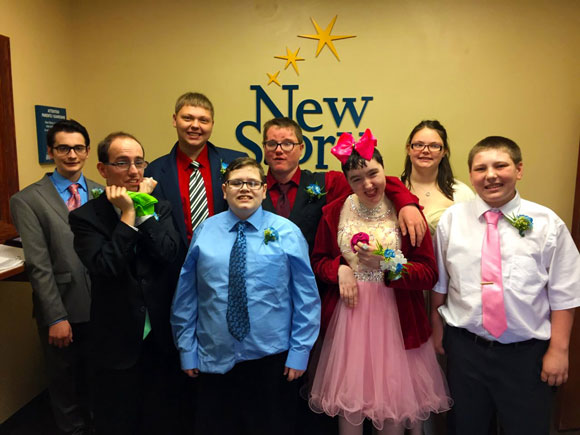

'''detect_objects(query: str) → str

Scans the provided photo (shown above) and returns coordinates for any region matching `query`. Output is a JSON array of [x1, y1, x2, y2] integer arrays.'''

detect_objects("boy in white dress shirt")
[[431, 136, 580, 435]]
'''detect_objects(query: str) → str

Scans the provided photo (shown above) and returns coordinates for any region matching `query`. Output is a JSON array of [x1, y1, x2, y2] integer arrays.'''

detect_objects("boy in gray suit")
[[10, 119, 102, 435]]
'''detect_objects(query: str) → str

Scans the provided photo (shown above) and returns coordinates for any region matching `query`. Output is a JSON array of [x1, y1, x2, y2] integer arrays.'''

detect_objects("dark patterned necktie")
[[276, 183, 292, 218], [227, 221, 250, 341], [189, 161, 209, 232]]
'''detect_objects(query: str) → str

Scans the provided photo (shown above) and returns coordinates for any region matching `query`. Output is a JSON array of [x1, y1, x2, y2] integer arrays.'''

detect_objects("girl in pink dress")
[[309, 130, 451, 435]]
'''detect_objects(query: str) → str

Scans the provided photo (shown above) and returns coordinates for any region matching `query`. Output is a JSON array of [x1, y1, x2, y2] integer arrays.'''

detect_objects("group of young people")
[[10, 90, 579, 435]]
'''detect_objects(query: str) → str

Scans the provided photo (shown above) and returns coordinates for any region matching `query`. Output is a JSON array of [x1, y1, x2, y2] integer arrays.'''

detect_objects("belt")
[[453, 327, 538, 349]]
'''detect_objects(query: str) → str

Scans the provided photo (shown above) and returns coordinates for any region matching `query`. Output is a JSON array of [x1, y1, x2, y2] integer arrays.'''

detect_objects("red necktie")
[[481, 210, 507, 338], [276, 183, 292, 219], [67, 183, 81, 211]]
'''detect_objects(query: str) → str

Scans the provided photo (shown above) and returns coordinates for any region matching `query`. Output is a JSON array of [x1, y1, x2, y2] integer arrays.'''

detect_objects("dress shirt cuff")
[[48, 318, 67, 326], [180, 351, 199, 371], [432, 284, 448, 294], [135, 214, 154, 226], [285, 349, 310, 371]]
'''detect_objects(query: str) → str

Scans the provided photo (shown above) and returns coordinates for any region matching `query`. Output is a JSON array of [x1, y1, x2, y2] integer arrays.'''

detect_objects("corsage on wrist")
[[350, 232, 409, 281]]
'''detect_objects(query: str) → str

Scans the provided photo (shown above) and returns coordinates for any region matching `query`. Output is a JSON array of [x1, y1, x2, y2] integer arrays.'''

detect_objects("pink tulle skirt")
[[309, 280, 452, 430]]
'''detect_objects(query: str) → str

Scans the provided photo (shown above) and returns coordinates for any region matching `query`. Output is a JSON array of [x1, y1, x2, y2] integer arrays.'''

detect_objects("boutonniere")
[[220, 160, 228, 177], [264, 227, 278, 245], [305, 183, 326, 202], [91, 188, 104, 199], [504, 213, 533, 237]]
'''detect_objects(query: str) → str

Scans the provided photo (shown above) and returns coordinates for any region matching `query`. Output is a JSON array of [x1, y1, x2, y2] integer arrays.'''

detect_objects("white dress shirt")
[[434, 192, 580, 343]]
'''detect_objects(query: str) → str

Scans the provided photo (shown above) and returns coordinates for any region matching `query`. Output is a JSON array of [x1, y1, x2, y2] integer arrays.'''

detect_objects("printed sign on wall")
[[35, 105, 66, 163]]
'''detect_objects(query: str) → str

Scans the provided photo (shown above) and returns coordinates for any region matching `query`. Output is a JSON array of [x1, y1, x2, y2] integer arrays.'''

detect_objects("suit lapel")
[[207, 143, 226, 214], [160, 147, 188, 246], [86, 179, 104, 198], [35, 174, 70, 224]]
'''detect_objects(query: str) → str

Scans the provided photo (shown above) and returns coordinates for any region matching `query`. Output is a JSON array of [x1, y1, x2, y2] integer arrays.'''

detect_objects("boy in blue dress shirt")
[[171, 156, 320, 435], [432, 136, 580, 435]]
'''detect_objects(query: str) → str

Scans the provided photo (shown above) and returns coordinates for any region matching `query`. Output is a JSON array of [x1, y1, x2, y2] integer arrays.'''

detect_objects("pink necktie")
[[481, 210, 507, 338], [67, 183, 81, 211]]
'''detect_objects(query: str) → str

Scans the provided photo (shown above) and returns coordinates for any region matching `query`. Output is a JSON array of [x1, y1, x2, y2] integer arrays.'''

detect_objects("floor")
[[0, 390, 579, 435]]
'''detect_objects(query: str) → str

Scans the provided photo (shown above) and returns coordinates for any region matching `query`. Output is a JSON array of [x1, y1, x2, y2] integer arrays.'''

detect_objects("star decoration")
[[267, 71, 281, 86], [298, 15, 356, 61], [274, 47, 305, 75]]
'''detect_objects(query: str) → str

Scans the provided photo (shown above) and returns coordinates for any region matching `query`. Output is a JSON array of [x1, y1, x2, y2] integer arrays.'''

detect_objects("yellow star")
[[298, 15, 356, 61], [266, 71, 281, 86], [274, 47, 305, 75]]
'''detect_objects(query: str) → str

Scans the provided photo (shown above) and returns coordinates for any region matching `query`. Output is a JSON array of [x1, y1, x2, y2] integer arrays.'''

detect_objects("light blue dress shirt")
[[171, 207, 321, 374], [50, 170, 89, 205]]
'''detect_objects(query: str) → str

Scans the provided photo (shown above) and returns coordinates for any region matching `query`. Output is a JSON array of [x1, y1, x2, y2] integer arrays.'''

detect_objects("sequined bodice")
[[338, 194, 401, 281]]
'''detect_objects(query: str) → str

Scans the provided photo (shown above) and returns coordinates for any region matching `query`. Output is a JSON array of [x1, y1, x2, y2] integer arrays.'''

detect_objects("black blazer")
[[145, 142, 247, 291], [70, 195, 179, 370]]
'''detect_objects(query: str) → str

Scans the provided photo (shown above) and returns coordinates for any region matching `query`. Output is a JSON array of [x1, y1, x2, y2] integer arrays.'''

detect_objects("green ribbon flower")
[[127, 192, 158, 217]]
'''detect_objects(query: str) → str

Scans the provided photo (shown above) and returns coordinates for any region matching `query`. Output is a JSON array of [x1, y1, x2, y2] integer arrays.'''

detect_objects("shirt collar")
[[51, 170, 87, 194], [266, 166, 301, 190], [474, 191, 521, 219], [176, 143, 210, 169], [225, 206, 264, 232]]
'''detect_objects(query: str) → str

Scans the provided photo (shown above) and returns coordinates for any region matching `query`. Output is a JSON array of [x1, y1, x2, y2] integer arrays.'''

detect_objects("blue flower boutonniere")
[[264, 227, 278, 245], [91, 188, 104, 199], [504, 213, 533, 237], [305, 183, 326, 202], [220, 160, 228, 177]]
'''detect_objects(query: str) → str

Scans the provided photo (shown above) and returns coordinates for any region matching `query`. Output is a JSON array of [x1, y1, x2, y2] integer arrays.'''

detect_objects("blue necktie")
[[227, 221, 250, 341]]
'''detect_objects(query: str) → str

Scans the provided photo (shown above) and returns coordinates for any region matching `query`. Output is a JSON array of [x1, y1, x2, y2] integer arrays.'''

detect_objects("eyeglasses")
[[263, 140, 301, 152], [104, 160, 149, 171], [52, 145, 89, 156], [410, 142, 444, 152], [225, 179, 264, 190]]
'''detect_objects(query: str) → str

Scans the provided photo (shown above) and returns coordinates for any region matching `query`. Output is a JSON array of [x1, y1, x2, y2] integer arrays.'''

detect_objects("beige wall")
[[2, 0, 579, 224]]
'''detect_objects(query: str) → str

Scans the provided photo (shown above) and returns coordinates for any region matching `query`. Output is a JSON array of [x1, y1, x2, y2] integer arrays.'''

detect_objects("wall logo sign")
[[235, 16, 373, 169]]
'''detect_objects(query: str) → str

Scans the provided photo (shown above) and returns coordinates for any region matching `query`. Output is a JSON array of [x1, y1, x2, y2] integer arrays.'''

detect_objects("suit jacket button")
[[140, 306, 146, 313]]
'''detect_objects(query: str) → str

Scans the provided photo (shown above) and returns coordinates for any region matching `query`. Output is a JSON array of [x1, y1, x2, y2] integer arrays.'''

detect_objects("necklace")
[[411, 182, 438, 199], [349, 195, 391, 220]]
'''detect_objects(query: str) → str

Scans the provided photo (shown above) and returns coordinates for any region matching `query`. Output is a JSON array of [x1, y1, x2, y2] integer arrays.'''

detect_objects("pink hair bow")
[[330, 129, 377, 164]]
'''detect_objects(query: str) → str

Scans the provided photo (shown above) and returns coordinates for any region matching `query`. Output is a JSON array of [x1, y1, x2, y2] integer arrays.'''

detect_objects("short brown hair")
[[174, 92, 214, 119], [223, 157, 266, 182], [468, 136, 522, 169], [262, 117, 303, 144], [97, 132, 143, 163]]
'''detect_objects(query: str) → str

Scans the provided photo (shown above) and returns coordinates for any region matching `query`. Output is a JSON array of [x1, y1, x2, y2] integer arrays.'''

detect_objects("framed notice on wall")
[[35, 105, 66, 163]]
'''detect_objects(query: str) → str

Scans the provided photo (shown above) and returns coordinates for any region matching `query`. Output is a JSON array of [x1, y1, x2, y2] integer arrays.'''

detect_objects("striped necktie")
[[189, 161, 209, 232]]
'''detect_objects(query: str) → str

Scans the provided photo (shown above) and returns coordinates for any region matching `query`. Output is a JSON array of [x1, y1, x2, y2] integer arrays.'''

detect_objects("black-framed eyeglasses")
[[410, 142, 443, 152], [104, 160, 149, 171], [263, 140, 301, 152], [52, 145, 89, 156], [225, 179, 264, 190]]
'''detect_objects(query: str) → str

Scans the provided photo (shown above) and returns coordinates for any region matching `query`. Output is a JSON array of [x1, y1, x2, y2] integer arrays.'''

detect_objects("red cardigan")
[[311, 182, 438, 350]]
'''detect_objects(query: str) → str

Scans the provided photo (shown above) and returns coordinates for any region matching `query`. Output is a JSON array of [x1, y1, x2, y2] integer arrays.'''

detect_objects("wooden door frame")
[[0, 34, 19, 242], [555, 140, 580, 430]]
